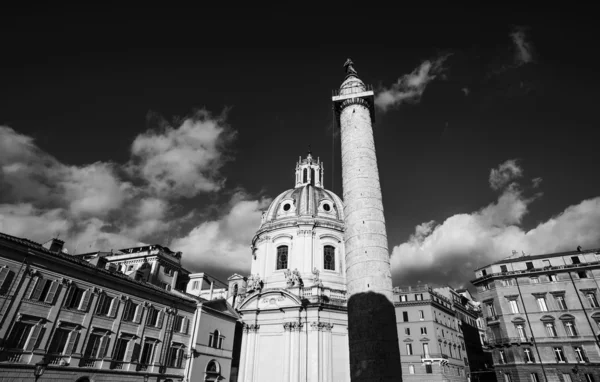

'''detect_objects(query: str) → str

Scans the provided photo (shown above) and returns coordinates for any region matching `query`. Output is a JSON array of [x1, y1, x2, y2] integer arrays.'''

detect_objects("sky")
[[1, 7, 599, 290]]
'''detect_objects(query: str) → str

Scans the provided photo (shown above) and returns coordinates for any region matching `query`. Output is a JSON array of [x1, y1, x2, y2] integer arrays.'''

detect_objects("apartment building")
[[394, 285, 469, 382], [0, 232, 237, 382], [472, 247, 600, 382]]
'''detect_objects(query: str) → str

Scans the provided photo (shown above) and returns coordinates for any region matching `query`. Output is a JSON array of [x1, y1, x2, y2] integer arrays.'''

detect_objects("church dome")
[[258, 152, 344, 229]]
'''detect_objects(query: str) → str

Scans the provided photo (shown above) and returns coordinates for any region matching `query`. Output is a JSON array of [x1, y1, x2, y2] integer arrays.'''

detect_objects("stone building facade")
[[0, 232, 237, 382], [394, 285, 470, 382], [472, 247, 600, 382], [234, 153, 351, 382]]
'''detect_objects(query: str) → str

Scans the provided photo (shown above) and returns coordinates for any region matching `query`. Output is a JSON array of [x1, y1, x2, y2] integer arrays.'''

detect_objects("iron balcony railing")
[[485, 337, 534, 347]]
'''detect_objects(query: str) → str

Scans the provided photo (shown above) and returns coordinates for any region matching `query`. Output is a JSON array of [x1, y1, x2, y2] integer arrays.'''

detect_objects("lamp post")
[[33, 362, 47, 381]]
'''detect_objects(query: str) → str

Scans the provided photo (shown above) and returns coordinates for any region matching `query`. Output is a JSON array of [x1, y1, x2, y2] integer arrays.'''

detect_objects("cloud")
[[461, 87, 470, 96], [171, 191, 272, 275], [510, 26, 534, 65], [129, 109, 236, 198], [532, 177, 543, 188], [489, 159, 522, 190], [390, 160, 600, 289], [375, 54, 451, 112], [0, 108, 237, 255]]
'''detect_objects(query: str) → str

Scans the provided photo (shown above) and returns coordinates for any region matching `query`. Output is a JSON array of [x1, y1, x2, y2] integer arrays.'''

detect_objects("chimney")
[[42, 238, 65, 253]]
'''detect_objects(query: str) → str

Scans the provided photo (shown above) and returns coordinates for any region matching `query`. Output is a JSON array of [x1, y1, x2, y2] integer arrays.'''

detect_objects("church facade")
[[234, 153, 351, 382]]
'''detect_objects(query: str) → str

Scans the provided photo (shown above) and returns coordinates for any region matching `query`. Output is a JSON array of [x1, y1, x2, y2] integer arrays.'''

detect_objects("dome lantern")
[[295, 149, 324, 188]]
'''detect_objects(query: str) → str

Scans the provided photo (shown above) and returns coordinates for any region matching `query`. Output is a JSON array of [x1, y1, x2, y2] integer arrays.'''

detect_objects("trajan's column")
[[332, 59, 401, 381]]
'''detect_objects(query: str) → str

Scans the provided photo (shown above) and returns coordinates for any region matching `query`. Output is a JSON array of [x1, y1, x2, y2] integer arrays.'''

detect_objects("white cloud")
[[510, 26, 534, 65], [390, 160, 600, 288], [489, 159, 522, 190], [0, 108, 237, 253], [172, 192, 272, 275], [130, 110, 236, 198], [375, 54, 451, 112]]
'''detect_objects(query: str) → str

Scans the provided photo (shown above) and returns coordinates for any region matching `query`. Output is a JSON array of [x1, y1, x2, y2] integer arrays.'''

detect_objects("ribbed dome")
[[261, 184, 344, 228]]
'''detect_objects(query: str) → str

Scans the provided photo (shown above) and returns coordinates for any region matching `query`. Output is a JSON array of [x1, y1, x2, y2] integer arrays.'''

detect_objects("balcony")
[[0, 350, 25, 363], [79, 358, 98, 368], [486, 337, 533, 347], [110, 361, 125, 370], [485, 315, 500, 322], [421, 353, 449, 366]]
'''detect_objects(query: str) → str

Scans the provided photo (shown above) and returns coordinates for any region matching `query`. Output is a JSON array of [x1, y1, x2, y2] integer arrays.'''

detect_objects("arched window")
[[206, 359, 220, 373], [310, 168, 315, 186], [303, 169, 307, 183], [324, 246, 335, 270], [277, 246, 288, 270], [209, 330, 222, 348]]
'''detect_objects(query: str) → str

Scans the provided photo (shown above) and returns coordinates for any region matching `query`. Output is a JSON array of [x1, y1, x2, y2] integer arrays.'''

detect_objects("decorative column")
[[243, 323, 260, 382], [332, 59, 402, 381], [237, 329, 249, 381], [283, 323, 292, 381]]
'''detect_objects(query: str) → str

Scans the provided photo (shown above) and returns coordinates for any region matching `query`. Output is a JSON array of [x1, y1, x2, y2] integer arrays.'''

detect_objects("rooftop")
[[476, 247, 600, 271]]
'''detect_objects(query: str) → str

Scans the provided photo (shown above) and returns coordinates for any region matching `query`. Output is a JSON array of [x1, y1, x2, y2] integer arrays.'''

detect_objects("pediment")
[[403, 338, 413, 342], [238, 289, 302, 311], [420, 337, 431, 342]]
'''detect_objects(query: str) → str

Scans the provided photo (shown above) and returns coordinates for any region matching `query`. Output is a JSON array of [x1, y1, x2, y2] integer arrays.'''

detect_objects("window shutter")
[[182, 317, 189, 334], [44, 281, 60, 304], [30, 277, 46, 300], [95, 294, 106, 314], [156, 310, 164, 328], [130, 342, 141, 362], [134, 305, 143, 323], [124, 340, 134, 361], [108, 298, 118, 318], [0, 267, 11, 290], [98, 336, 110, 358], [122, 301, 131, 320], [79, 289, 92, 311], [64, 331, 79, 354], [25, 324, 42, 351], [63, 285, 75, 307]]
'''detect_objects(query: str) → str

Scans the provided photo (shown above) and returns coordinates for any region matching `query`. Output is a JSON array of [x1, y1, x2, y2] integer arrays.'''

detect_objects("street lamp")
[[33, 363, 47, 381]]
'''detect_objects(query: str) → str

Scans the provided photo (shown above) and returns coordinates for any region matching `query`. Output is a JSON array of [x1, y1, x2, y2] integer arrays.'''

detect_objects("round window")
[[283, 203, 291, 211], [323, 203, 331, 212]]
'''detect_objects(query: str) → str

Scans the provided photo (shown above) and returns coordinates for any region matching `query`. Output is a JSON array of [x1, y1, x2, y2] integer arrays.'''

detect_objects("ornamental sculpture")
[[283, 322, 304, 332], [244, 323, 260, 332], [246, 274, 263, 292], [310, 322, 334, 332], [284, 268, 303, 287], [312, 267, 323, 288]]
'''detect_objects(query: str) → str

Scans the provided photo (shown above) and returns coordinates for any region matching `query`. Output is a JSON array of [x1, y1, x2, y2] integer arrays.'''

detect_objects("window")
[[501, 265, 508, 272], [526, 262, 534, 270], [571, 256, 580, 264], [276, 246, 288, 270], [543, 260, 551, 267], [127, 265, 134, 271], [553, 347, 566, 362], [423, 343, 429, 356], [191, 280, 199, 290], [545, 323, 557, 337], [574, 346, 587, 362], [515, 324, 526, 340], [6, 322, 39, 351], [404, 328, 410, 335], [415, 294, 423, 301], [409, 365, 415, 374], [48, 327, 78, 355], [524, 348, 534, 363], [28, 276, 60, 304], [400, 295, 408, 302], [585, 375, 595, 382], [564, 322, 577, 336], [163, 266, 173, 276], [586, 293, 599, 308], [509, 299, 519, 314], [555, 295, 568, 310], [146, 308, 163, 328], [530, 277, 539, 284], [0, 267, 15, 295], [140, 341, 156, 365], [563, 374, 573, 382], [419, 310, 424, 320], [486, 302, 496, 316], [173, 315, 189, 334], [530, 373, 539, 382], [403, 311, 409, 322], [549, 274, 558, 282], [578, 271, 588, 279], [114, 338, 130, 361], [504, 373, 512, 382], [425, 364, 432, 373], [499, 350, 506, 364], [421, 327, 427, 335], [64, 286, 91, 311], [209, 330, 223, 349], [323, 246, 335, 270], [83, 332, 110, 359], [95, 294, 117, 317], [536, 297, 548, 312], [122, 301, 141, 322], [168, 345, 184, 368], [406, 344, 413, 355]]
